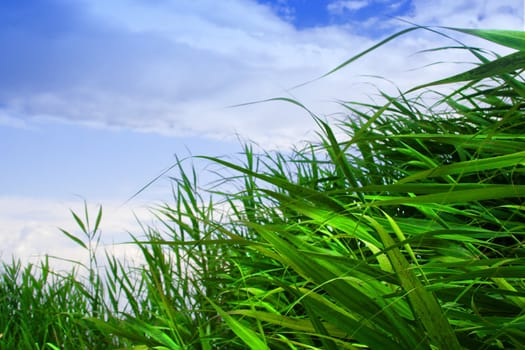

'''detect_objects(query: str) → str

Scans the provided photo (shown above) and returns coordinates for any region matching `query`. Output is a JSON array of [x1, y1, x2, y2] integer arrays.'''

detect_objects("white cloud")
[[408, 0, 524, 29], [0, 0, 522, 149], [0, 196, 152, 271], [0, 109, 29, 128], [1, 0, 367, 147], [327, 0, 370, 14]]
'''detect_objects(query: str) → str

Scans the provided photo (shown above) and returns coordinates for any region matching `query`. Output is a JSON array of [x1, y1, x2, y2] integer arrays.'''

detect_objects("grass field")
[[1, 26, 524, 349]]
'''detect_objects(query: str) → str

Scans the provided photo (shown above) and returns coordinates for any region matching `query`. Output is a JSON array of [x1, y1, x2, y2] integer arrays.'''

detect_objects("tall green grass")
[[1, 26, 523, 349]]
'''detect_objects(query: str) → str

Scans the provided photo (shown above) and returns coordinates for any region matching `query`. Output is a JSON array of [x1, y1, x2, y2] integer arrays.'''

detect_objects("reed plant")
[[1, 26, 523, 349]]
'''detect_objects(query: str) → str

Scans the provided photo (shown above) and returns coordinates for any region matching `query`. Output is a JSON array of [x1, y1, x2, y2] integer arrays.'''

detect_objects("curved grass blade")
[[443, 28, 525, 51], [371, 185, 525, 206], [398, 150, 525, 183], [367, 213, 462, 350], [407, 51, 525, 93], [205, 297, 270, 350]]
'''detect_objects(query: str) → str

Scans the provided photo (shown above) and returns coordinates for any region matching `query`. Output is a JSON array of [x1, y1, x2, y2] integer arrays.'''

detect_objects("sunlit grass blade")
[[398, 150, 525, 183], [408, 51, 525, 92], [366, 213, 462, 350], [206, 297, 270, 350], [444, 28, 525, 51], [371, 185, 525, 206]]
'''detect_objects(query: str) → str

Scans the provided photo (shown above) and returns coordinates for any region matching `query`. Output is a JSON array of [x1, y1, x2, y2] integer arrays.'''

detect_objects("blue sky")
[[1, 0, 523, 266], [260, 0, 413, 33]]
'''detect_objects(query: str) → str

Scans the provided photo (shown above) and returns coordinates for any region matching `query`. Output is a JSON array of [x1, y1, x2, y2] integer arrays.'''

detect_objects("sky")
[[1, 0, 523, 269]]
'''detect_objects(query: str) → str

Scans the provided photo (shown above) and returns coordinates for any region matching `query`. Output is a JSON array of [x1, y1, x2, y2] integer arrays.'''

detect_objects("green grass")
[[1, 26, 524, 349]]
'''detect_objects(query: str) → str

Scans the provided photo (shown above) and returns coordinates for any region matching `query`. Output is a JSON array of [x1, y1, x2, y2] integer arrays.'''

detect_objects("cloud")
[[0, 0, 353, 146], [0, 192, 242, 274], [0, 0, 522, 149], [327, 0, 370, 13], [406, 0, 524, 29], [0, 196, 151, 271]]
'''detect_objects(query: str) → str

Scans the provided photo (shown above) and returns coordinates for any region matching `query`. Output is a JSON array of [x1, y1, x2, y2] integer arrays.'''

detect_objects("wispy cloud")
[[0, 196, 151, 270], [0, 0, 522, 147], [327, 0, 370, 13], [409, 0, 524, 28]]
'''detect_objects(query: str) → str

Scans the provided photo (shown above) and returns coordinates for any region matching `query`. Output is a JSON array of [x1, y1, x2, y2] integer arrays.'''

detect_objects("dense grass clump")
[[1, 26, 524, 349]]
